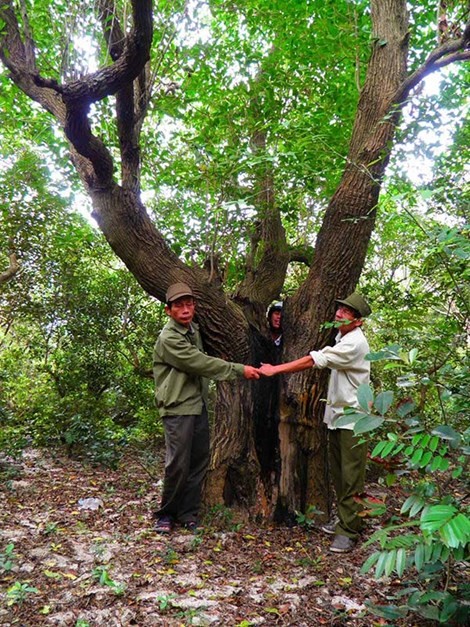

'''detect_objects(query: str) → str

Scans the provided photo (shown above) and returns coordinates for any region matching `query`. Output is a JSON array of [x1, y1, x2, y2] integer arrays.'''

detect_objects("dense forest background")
[[0, 0, 469, 623]]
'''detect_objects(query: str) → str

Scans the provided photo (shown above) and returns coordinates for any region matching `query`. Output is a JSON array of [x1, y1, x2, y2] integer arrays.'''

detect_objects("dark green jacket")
[[153, 318, 245, 417]]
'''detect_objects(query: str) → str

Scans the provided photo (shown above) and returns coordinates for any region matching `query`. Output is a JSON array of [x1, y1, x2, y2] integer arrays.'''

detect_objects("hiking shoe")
[[154, 516, 173, 534], [182, 521, 199, 533], [320, 518, 338, 535], [329, 534, 356, 553]]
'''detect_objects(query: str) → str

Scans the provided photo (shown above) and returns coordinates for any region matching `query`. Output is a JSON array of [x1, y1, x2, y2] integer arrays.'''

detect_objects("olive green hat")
[[166, 282, 194, 304], [335, 292, 371, 318]]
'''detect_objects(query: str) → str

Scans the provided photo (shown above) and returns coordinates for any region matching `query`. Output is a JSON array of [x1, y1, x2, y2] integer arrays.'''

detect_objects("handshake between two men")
[[242, 363, 281, 379]]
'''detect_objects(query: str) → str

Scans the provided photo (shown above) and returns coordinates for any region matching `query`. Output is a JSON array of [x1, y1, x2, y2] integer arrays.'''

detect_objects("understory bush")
[[0, 341, 162, 466], [340, 344, 469, 624]]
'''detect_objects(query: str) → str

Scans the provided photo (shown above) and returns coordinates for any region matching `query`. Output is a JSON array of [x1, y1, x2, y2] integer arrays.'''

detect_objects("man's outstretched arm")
[[243, 366, 260, 379], [259, 355, 314, 377]]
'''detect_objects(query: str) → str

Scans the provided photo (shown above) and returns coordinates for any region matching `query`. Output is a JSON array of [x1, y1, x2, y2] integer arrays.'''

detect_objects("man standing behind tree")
[[267, 301, 283, 350], [153, 282, 260, 534], [259, 293, 372, 553], [253, 302, 284, 505]]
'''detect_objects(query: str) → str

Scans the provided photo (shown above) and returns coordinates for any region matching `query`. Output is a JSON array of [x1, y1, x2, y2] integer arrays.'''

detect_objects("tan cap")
[[335, 292, 371, 318], [166, 282, 194, 304]]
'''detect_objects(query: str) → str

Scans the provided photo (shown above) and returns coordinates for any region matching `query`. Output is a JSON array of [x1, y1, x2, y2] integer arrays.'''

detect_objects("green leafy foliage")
[[295, 505, 324, 529], [0, 542, 16, 573], [356, 200, 469, 621], [0, 147, 164, 465], [6, 581, 39, 606], [0, 10, 468, 625], [203, 504, 243, 532], [92, 565, 126, 595], [355, 338, 469, 622], [138, 0, 372, 275]]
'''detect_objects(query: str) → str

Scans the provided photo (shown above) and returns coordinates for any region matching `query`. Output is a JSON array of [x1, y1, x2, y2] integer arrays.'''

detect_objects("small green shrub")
[[203, 504, 242, 531], [342, 344, 469, 624], [295, 505, 324, 529], [92, 565, 126, 595], [6, 581, 38, 606], [0, 543, 16, 573]]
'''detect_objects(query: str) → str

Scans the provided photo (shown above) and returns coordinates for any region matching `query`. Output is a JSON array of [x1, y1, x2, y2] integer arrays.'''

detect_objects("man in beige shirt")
[[259, 292, 372, 553]]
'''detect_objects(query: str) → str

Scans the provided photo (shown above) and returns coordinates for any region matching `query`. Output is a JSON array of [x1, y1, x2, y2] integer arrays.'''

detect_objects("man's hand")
[[243, 365, 260, 379], [258, 363, 277, 377]]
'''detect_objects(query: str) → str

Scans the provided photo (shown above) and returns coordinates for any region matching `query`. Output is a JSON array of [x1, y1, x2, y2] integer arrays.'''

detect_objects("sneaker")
[[320, 518, 338, 535], [154, 516, 173, 534], [329, 534, 356, 553], [182, 521, 199, 533]]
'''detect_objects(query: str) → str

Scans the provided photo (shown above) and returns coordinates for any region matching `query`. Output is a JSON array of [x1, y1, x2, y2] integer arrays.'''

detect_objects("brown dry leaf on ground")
[[0, 449, 454, 626]]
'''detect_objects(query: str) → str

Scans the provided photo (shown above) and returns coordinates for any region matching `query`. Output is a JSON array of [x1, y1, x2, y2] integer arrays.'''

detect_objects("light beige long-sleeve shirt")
[[309, 327, 370, 430]]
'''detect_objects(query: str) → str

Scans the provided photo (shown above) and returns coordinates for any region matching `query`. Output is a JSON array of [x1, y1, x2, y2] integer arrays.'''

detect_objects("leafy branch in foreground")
[[338, 345, 469, 624]]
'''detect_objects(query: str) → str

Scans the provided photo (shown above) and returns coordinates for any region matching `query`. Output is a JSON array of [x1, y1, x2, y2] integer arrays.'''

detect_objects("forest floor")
[[0, 448, 462, 627]]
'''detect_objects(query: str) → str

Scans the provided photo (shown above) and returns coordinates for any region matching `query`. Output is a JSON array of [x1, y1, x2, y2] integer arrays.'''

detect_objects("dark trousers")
[[329, 428, 367, 539], [156, 408, 210, 524]]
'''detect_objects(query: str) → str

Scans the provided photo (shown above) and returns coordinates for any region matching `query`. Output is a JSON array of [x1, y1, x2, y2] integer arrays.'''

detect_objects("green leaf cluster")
[[0, 543, 16, 573], [353, 203, 468, 621], [355, 342, 469, 623], [92, 565, 126, 595], [6, 581, 39, 607], [1, 146, 165, 464]]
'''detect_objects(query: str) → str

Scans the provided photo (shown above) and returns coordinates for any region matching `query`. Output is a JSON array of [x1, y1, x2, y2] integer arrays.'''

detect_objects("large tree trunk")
[[205, 0, 411, 521], [205, 326, 284, 519], [206, 0, 412, 521], [274, 0, 410, 519]]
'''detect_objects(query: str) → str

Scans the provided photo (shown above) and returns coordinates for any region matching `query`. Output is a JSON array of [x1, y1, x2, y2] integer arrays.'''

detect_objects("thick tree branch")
[[96, 0, 147, 193], [0, 253, 20, 285], [288, 245, 314, 267], [33, 0, 152, 105], [394, 17, 470, 103], [234, 124, 289, 310], [56, 1, 152, 186], [97, 0, 126, 61], [1, 0, 152, 188], [17, 0, 35, 69], [235, 49, 290, 311]]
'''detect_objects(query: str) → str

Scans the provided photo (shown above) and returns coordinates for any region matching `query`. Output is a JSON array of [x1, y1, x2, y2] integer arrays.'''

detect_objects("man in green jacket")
[[153, 282, 260, 533]]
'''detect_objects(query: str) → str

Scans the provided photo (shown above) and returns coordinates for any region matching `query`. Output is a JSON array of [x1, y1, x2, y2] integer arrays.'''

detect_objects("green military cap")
[[335, 292, 371, 318], [166, 282, 194, 303]]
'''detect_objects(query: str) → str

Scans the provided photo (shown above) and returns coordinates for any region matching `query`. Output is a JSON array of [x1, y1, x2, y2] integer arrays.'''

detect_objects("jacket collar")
[[167, 317, 199, 335]]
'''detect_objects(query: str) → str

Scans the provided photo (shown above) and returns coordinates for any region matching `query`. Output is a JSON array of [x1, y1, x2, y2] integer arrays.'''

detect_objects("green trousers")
[[329, 428, 368, 539], [156, 407, 210, 524]]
